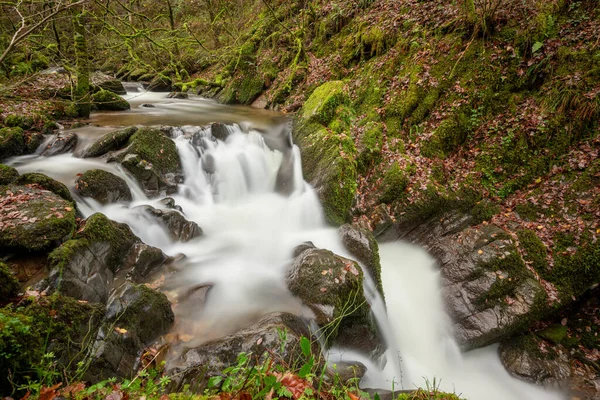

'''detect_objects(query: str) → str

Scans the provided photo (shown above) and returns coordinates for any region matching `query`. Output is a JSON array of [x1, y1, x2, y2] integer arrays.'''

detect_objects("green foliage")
[[517, 229, 549, 276], [357, 122, 383, 173], [537, 324, 568, 345]]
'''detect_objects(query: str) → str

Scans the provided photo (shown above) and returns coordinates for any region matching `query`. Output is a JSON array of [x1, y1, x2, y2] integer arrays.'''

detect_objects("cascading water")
[[8, 92, 566, 400]]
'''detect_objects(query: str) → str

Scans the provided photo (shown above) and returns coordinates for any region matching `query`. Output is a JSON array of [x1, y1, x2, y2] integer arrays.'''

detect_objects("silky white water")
[[7, 93, 565, 399]]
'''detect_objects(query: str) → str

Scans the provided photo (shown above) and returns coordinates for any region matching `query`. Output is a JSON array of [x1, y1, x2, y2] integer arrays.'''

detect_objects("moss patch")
[[0, 262, 19, 301], [0, 164, 18, 185], [301, 81, 348, 125], [92, 90, 130, 111], [15, 172, 74, 203], [0, 127, 25, 160], [126, 127, 181, 175], [379, 162, 408, 204]]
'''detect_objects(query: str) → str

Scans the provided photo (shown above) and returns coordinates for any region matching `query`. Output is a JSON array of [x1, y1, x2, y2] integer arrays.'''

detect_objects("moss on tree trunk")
[[73, 13, 90, 118]]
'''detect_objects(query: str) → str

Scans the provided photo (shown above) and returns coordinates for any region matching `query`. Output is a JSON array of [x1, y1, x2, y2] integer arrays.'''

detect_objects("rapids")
[[7, 90, 565, 400]]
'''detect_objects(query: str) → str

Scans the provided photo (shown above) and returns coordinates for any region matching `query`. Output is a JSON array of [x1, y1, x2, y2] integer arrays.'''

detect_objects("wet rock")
[[211, 123, 230, 141], [87, 282, 174, 382], [0, 185, 76, 251], [140, 103, 155, 108], [0, 127, 25, 160], [76, 169, 132, 204], [41, 132, 78, 156], [167, 313, 315, 392], [0, 164, 19, 185], [167, 92, 188, 99], [339, 223, 384, 297], [371, 204, 394, 238], [16, 172, 74, 203], [25, 131, 45, 153], [159, 197, 183, 212], [124, 243, 169, 282], [292, 241, 316, 258], [147, 75, 172, 92], [397, 211, 548, 350], [92, 89, 130, 111], [500, 334, 571, 387], [91, 72, 126, 95], [140, 205, 202, 242], [118, 127, 182, 196], [287, 247, 385, 358], [201, 153, 216, 174], [83, 126, 138, 158], [275, 149, 295, 195], [46, 213, 138, 303]]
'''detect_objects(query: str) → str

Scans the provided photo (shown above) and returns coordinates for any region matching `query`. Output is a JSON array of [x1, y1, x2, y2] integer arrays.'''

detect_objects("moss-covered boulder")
[[301, 81, 348, 125], [83, 126, 138, 158], [40, 132, 78, 157], [0, 127, 25, 160], [0, 164, 18, 185], [379, 162, 408, 204], [0, 185, 76, 252], [86, 282, 174, 382], [286, 247, 383, 357], [92, 89, 130, 111], [91, 72, 126, 95], [76, 169, 132, 204], [0, 262, 19, 301], [15, 172, 74, 203], [118, 127, 182, 196], [293, 122, 357, 226], [46, 213, 139, 303], [339, 223, 383, 298]]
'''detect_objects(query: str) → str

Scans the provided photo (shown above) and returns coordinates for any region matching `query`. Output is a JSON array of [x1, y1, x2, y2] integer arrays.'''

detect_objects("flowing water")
[[8, 90, 565, 400]]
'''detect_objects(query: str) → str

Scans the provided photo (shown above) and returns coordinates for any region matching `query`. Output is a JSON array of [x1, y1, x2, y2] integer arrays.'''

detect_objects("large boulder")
[[41, 132, 77, 157], [301, 81, 347, 125], [499, 334, 571, 387], [118, 127, 182, 196], [83, 126, 138, 158], [46, 213, 138, 303], [92, 89, 130, 111], [396, 211, 548, 350], [86, 282, 174, 382], [0, 127, 25, 160], [167, 313, 316, 392], [0, 164, 18, 185], [76, 169, 132, 204], [0, 185, 76, 252], [339, 223, 384, 298], [287, 247, 384, 358], [139, 205, 202, 242], [15, 172, 74, 203], [91, 72, 127, 95], [122, 242, 170, 282]]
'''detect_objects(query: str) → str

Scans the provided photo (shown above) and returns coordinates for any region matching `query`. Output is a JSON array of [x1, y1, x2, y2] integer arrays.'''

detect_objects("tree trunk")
[[73, 12, 90, 118]]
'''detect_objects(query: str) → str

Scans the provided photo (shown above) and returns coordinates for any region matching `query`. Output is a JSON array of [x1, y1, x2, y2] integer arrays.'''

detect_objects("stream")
[[8, 89, 565, 400]]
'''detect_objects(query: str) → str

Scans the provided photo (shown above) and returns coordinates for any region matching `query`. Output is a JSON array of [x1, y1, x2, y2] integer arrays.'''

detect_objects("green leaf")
[[299, 357, 314, 378], [207, 376, 223, 388], [532, 42, 544, 53], [374, 393, 381, 400], [300, 336, 311, 357], [278, 387, 293, 397]]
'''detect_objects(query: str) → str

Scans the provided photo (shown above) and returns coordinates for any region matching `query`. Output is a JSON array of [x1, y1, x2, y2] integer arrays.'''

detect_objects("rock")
[[159, 197, 183, 212], [397, 211, 548, 350], [339, 223, 384, 297], [46, 213, 138, 303], [371, 204, 394, 238], [76, 169, 132, 204], [167, 313, 316, 392], [139, 205, 202, 242], [292, 241, 316, 258], [0, 185, 76, 251], [326, 361, 367, 385], [286, 247, 384, 358], [118, 127, 183, 196], [211, 123, 230, 141], [167, 92, 188, 99], [123, 243, 169, 282], [500, 334, 571, 387], [0, 262, 20, 300], [83, 126, 138, 158], [91, 72, 127, 95], [147, 75, 172, 92], [41, 132, 78, 156], [15, 172, 74, 203], [201, 153, 216, 174], [24, 131, 45, 153], [87, 282, 174, 382], [0, 127, 25, 160], [301, 81, 348, 125], [0, 164, 19, 185], [140, 103, 155, 108], [92, 89, 130, 111]]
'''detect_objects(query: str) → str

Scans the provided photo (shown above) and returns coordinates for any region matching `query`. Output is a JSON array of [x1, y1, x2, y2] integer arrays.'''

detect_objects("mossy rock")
[[301, 81, 349, 125], [537, 324, 568, 345], [0, 185, 76, 252], [422, 112, 471, 158], [92, 89, 130, 111], [76, 169, 132, 204], [379, 162, 408, 204], [0, 262, 19, 301], [0, 127, 25, 160], [15, 172, 74, 203], [357, 121, 383, 173], [24, 131, 44, 154], [83, 126, 138, 158], [0, 164, 18, 185], [294, 122, 357, 226], [119, 127, 182, 196], [3, 115, 33, 130]]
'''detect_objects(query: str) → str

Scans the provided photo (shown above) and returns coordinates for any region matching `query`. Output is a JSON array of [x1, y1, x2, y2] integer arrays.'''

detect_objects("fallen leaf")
[[114, 327, 128, 334]]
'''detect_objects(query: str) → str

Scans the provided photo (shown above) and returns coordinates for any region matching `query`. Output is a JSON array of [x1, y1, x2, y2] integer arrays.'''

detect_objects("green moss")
[[16, 172, 74, 203], [422, 112, 471, 158], [301, 81, 348, 125], [0, 127, 25, 160], [517, 229, 549, 276], [357, 121, 383, 173], [537, 324, 568, 344], [0, 263, 19, 301], [126, 127, 181, 175], [233, 75, 264, 105], [379, 162, 408, 204], [92, 89, 130, 111], [76, 169, 131, 203], [0, 164, 18, 185], [549, 235, 600, 300], [4, 115, 33, 129]]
